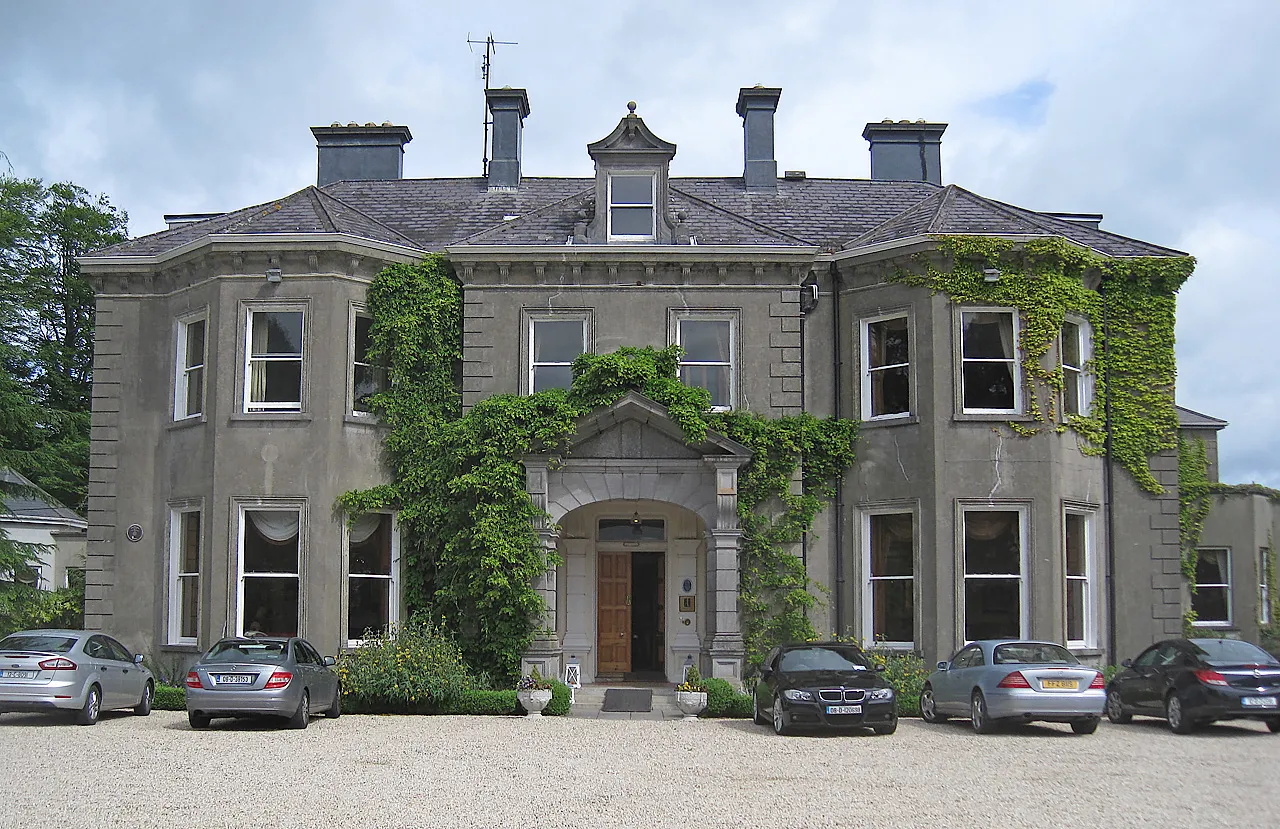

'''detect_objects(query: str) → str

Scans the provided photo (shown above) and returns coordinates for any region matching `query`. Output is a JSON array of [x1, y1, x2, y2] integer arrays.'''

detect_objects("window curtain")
[[249, 314, 268, 401], [247, 510, 299, 543], [964, 512, 1015, 541], [996, 314, 1014, 360], [348, 513, 384, 545]]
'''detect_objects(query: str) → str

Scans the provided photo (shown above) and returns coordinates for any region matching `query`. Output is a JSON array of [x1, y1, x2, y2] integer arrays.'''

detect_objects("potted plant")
[[675, 665, 708, 719], [515, 667, 554, 716]]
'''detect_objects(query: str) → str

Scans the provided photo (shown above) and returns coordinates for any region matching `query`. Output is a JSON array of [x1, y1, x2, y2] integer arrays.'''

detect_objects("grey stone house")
[[79, 86, 1200, 682]]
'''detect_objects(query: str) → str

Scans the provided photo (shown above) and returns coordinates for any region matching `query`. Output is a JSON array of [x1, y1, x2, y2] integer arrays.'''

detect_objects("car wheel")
[[752, 690, 768, 726], [872, 717, 898, 736], [772, 698, 790, 736], [325, 684, 342, 719], [188, 711, 211, 729], [970, 690, 995, 734], [1071, 716, 1100, 735], [1166, 692, 1196, 734], [1266, 719, 1280, 734], [288, 690, 310, 730], [919, 685, 947, 723], [134, 681, 154, 716], [1105, 689, 1131, 724], [76, 685, 101, 726]]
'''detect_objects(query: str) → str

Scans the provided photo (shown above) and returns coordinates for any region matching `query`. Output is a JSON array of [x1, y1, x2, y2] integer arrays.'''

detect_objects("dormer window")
[[608, 173, 656, 240]]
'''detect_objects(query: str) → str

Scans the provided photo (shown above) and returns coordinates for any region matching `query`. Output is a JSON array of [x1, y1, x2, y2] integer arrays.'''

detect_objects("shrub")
[[543, 680, 571, 716], [703, 677, 752, 718], [336, 618, 473, 713], [442, 689, 517, 715], [867, 649, 930, 717], [153, 684, 186, 711], [676, 665, 707, 692]]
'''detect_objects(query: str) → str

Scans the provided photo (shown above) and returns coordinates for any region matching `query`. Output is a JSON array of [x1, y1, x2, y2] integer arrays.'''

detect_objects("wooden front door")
[[597, 551, 631, 674]]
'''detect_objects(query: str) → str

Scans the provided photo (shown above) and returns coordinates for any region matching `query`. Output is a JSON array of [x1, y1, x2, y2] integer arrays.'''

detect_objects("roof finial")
[[627, 101, 637, 115]]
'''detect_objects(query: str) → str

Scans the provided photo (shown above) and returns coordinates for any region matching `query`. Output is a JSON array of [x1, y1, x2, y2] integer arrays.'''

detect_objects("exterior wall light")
[[266, 267, 283, 283], [982, 268, 1002, 283]]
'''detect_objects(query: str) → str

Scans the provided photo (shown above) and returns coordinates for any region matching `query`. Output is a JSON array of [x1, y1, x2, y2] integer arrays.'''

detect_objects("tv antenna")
[[467, 32, 518, 177]]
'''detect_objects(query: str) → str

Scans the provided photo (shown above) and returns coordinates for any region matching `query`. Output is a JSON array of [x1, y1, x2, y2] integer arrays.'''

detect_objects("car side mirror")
[[323, 656, 336, 666], [134, 653, 145, 664], [1121, 658, 1133, 668], [937, 661, 949, 671]]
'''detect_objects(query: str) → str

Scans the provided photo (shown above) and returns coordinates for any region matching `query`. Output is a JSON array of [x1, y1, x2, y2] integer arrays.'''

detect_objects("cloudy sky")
[[3, 0, 1277, 485]]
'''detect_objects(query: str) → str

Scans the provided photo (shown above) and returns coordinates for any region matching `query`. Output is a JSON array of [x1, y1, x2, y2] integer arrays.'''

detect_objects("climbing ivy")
[[893, 236, 1194, 494], [340, 256, 857, 680], [1178, 436, 1211, 632]]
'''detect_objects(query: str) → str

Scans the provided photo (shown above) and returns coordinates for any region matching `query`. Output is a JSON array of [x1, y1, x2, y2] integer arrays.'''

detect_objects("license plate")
[[214, 674, 255, 685], [1242, 696, 1278, 708], [826, 705, 862, 715], [1041, 679, 1079, 690], [0, 669, 37, 679]]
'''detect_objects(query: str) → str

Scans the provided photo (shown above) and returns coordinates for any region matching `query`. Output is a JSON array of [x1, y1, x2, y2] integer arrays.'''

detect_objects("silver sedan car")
[[921, 640, 1106, 734], [185, 636, 341, 729], [0, 629, 155, 725]]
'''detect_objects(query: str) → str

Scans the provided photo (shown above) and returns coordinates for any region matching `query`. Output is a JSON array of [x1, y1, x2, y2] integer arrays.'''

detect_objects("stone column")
[[704, 458, 745, 682], [522, 460, 563, 679]]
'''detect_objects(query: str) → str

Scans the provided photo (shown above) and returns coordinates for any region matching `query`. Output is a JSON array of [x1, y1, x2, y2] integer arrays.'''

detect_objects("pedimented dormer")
[[585, 102, 678, 244]]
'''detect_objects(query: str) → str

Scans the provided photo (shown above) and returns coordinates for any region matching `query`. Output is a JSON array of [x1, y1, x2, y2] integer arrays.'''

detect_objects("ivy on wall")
[[1178, 436, 1211, 632], [340, 256, 857, 680], [892, 236, 1194, 494]]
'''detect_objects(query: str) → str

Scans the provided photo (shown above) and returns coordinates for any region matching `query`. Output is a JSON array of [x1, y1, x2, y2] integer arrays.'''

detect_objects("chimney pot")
[[736, 86, 782, 193], [311, 123, 413, 187], [486, 87, 531, 189], [862, 120, 947, 185]]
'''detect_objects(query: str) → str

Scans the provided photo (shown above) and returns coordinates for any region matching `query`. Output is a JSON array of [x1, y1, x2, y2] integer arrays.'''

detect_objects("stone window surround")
[[165, 499, 203, 646], [520, 307, 594, 396], [347, 301, 384, 420], [956, 500, 1031, 642], [859, 502, 918, 650], [859, 308, 913, 422], [233, 497, 308, 638], [344, 510, 400, 648], [668, 308, 740, 412], [173, 308, 209, 422], [237, 299, 312, 417], [1063, 504, 1098, 649], [1191, 546, 1233, 627]]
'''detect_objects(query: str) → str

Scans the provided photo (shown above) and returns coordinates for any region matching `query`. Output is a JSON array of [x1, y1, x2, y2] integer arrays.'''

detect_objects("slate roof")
[[1176, 405, 1229, 430], [89, 174, 1185, 259], [0, 468, 84, 523]]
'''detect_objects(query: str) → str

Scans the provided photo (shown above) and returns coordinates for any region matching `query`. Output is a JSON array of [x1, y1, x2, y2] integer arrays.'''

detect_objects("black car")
[[752, 642, 898, 736], [1106, 638, 1280, 734]]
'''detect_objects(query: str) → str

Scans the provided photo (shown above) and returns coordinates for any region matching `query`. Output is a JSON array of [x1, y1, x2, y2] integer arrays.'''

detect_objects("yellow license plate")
[[1041, 679, 1078, 690]]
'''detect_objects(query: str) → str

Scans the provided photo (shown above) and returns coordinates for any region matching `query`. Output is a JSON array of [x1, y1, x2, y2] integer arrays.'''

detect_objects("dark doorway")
[[629, 552, 665, 679]]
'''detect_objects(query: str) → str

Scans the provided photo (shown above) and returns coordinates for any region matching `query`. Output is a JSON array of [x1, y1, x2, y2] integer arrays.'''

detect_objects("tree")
[[0, 175, 128, 512]]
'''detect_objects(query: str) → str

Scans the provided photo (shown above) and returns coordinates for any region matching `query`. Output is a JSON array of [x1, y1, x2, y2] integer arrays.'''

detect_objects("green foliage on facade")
[[1177, 436, 1211, 633], [893, 236, 1194, 494], [340, 255, 859, 680]]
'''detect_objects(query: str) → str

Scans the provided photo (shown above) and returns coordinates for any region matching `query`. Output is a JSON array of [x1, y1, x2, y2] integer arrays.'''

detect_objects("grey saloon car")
[[185, 636, 341, 729], [921, 640, 1106, 734], [0, 629, 155, 725]]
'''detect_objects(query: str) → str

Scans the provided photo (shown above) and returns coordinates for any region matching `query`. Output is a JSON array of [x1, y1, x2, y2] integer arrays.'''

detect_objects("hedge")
[[154, 684, 186, 711]]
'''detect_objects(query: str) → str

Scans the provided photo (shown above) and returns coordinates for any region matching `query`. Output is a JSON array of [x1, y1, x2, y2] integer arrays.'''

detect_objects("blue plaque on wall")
[[682, 578, 693, 594]]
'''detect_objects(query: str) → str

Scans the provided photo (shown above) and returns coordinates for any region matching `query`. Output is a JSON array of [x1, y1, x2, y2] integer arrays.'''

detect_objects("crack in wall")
[[988, 431, 1004, 501]]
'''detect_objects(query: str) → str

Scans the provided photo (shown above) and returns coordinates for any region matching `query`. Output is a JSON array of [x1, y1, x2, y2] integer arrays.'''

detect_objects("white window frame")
[[174, 312, 207, 421], [235, 505, 303, 637], [861, 312, 911, 421], [959, 308, 1022, 415], [527, 314, 588, 394], [960, 504, 1029, 640], [349, 305, 385, 418], [607, 172, 656, 241], [346, 512, 401, 647], [861, 508, 916, 649], [673, 312, 737, 412], [167, 505, 201, 645], [1192, 547, 1232, 627], [1063, 508, 1096, 649], [243, 307, 305, 413], [1261, 548, 1272, 626], [1060, 317, 1092, 417]]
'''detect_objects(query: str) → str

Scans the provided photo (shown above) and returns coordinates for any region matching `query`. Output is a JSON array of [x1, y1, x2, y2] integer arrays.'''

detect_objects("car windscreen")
[[203, 641, 288, 664], [0, 634, 79, 654], [778, 646, 872, 673], [1191, 639, 1280, 666], [992, 643, 1079, 665]]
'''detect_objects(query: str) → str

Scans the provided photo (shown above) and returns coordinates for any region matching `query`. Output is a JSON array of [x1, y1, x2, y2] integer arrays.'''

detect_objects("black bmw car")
[[1106, 638, 1280, 734], [752, 642, 898, 736]]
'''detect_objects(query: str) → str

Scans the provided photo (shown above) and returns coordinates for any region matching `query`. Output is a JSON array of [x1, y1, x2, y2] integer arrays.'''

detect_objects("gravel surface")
[[2, 710, 1278, 828]]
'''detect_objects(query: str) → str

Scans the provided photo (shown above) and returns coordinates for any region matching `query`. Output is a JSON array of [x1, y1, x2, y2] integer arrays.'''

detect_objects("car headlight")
[[867, 688, 895, 701], [782, 688, 814, 702]]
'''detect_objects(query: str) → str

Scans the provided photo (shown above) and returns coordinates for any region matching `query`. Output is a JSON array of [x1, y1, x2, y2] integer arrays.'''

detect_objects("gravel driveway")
[[2, 711, 1277, 828]]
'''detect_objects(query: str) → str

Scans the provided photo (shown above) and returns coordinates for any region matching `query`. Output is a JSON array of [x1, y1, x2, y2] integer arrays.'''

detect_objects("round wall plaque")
[[682, 578, 693, 594], [125, 524, 144, 542]]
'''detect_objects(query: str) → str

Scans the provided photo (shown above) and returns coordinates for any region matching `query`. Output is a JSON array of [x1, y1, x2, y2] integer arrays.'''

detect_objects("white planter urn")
[[675, 690, 708, 719], [518, 688, 553, 717]]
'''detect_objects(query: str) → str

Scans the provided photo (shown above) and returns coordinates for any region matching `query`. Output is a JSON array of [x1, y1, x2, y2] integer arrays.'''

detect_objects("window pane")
[[251, 311, 303, 356], [255, 361, 302, 403], [181, 512, 201, 572], [242, 578, 299, 637], [350, 515, 391, 575], [185, 320, 205, 368], [1066, 579, 1085, 641], [962, 312, 1014, 359], [354, 364, 387, 412], [872, 579, 913, 642], [348, 578, 391, 641], [964, 512, 1020, 574], [243, 512, 299, 573], [964, 579, 1021, 640], [680, 320, 731, 362], [611, 206, 653, 236], [611, 175, 653, 205], [185, 366, 204, 416], [179, 575, 199, 640], [532, 365, 574, 392], [598, 519, 665, 542], [354, 316, 374, 362], [533, 320, 584, 364], [1195, 549, 1228, 584], [962, 362, 1015, 410], [869, 318, 908, 368], [680, 365, 730, 408], [1061, 322, 1080, 368], [1191, 586, 1229, 623], [870, 514, 913, 577], [871, 366, 910, 416], [1063, 368, 1080, 415], [1065, 514, 1086, 577]]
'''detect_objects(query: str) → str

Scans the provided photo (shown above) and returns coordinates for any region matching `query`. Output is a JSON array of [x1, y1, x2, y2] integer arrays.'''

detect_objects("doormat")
[[601, 689, 653, 712]]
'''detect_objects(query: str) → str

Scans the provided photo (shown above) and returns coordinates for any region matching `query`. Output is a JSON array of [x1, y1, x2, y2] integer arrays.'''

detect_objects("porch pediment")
[[558, 391, 752, 462]]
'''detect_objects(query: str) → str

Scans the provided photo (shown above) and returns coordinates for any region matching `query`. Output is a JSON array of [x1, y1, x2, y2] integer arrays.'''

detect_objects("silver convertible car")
[[921, 640, 1106, 734], [185, 636, 341, 729], [0, 629, 155, 725]]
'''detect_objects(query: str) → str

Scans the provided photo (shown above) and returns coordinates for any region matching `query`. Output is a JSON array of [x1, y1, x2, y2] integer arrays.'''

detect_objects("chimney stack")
[[736, 86, 782, 193], [311, 123, 412, 187], [486, 87, 530, 189], [862, 120, 947, 185]]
